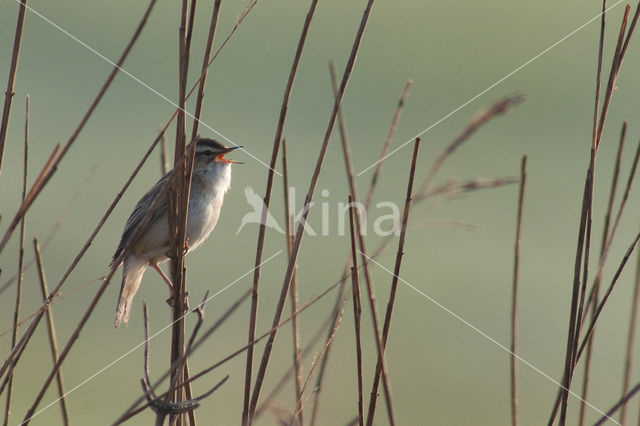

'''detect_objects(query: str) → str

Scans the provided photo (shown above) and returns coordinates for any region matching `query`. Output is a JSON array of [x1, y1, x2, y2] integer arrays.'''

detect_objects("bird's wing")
[[111, 171, 172, 266]]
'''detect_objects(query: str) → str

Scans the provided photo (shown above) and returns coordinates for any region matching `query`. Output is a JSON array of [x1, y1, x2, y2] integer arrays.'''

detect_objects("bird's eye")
[[203, 150, 214, 156]]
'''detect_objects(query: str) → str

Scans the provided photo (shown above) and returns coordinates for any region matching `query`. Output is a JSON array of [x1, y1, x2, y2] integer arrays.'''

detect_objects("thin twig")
[[0, 0, 158, 255], [190, 0, 222, 142], [281, 138, 304, 426], [578, 120, 627, 426], [416, 95, 525, 197], [160, 127, 170, 175], [348, 196, 364, 426], [242, 1, 320, 424], [0, 164, 98, 297], [309, 60, 360, 426], [364, 79, 413, 210], [250, 26, 380, 406], [594, 379, 640, 426], [620, 227, 640, 425], [0, 0, 28, 177], [15, 3, 159, 422], [311, 80, 414, 423], [33, 238, 70, 426], [366, 138, 420, 425], [3, 94, 29, 426], [253, 312, 334, 422], [293, 306, 345, 421], [510, 156, 527, 426], [166, 3, 192, 424], [554, 7, 639, 424], [115, 272, 341, 425]]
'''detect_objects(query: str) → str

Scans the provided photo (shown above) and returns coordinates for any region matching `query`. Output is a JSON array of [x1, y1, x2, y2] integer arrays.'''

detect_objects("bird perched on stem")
[[111, 138, 241, 328]]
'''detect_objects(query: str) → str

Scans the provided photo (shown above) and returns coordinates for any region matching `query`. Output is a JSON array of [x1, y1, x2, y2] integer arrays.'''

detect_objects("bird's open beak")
[[217, 146, 243, 164]]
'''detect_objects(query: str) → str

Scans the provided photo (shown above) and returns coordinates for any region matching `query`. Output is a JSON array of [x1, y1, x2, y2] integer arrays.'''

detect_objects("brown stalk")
[[593, 379, 640, 426], [554, 7, 638, 424], [293, 307, 345, 422], [416, 95, 525, 197], [620, 229, 640, 424], [578, 120, 627, 426], [253, 312, 334, 421], [0, 143, 59, 254], [348, 196, 364, 426], [33, 239, 70, 426], [510, 156, 527, 426], [115, 271, 341, 425], [366, 138, 420, 425], [0, 118, 168, 388], [190, 0, 222, 142], [1, 0, 248, 391], [311, 72, 413, 425], [166, 2, 192, 424], [250, 0, 379, 410], [160, 128, 170, 175], [242, 1, 320, 425], [309, 60, 359, 426], [595, 4, 640, 149], [0, 164, 98, 297], [281, 138, 304, 426], [0, 0, 28, 177], [0, 0, 158, 255], [364, 79, 413, 210], [3, 95, 29, 426]]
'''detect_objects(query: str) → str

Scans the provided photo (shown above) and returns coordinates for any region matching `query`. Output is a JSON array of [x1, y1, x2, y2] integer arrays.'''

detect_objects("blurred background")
[[1, 0, 640, 424]]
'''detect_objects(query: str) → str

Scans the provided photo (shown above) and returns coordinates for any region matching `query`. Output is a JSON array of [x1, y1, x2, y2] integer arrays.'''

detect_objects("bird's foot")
[[166, 291, 190, 308]]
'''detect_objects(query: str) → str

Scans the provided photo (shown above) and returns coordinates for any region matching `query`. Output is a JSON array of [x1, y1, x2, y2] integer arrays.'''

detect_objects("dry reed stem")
[[114, 287, 252, 425], [594, 379, 640, 426], [364, 80, 413, 210], [0, 164, 97, 297], [510, 156, 527, 426], [3, 94, 29, 426], [33, 239, 70, 426], [247, 0, 376, 420], [0, 0, 158, 254], [2, 0, 247, 395], [578, 120, 627, 425], [311, 72, 413, 425], [190, 0, 222, 141], [160, 128, 170, 175], [242, 2, 319, 424], [554, 7, 639, 423], [348, 196, 364, 426], [166, 2, 192, 423], [416, 95, 525, 197], [308, 60, 359, 426], [0, 143, 59, 254], [281, 138, 304, 426], [596, 4, 640, 149], [366, 138, 420, 425], [0, 0, 28, 177], [16, 7, 180, 412], [620, 229, 640, 424], [293, 307, 345, 422], [253, 305, 335, 421], [115, 273, 341, 425]]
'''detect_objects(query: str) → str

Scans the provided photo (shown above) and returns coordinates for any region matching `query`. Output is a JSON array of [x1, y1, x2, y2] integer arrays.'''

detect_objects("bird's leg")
[[151, 262, 190, 308], [150, 263, 174, 292]]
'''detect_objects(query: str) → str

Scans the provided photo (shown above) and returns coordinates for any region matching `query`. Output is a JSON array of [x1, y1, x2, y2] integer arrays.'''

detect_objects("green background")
[[1, 0, 640, 424]]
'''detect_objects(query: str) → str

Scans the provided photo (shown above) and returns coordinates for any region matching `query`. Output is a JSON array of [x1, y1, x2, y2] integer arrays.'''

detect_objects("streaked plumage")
[[112, 138, 238, 327]]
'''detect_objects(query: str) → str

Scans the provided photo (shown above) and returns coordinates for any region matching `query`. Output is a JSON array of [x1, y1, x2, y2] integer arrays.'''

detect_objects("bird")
[[111, 138, 241, 328], [235, 186, 284, 235]]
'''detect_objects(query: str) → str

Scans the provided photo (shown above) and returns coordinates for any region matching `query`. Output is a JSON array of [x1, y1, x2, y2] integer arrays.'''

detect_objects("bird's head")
[[191, 138, 242, 171]]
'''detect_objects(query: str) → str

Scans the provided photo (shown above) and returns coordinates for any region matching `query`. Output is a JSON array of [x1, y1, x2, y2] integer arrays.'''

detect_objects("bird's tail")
[[114, 255, 147, 328]]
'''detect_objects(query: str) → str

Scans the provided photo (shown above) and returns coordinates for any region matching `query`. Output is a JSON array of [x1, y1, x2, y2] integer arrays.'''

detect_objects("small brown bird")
[[111, 138, 240, 327]]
